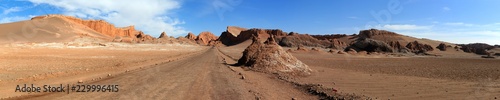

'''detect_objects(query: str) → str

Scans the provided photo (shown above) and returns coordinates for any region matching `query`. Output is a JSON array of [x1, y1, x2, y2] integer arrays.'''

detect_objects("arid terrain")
[[1, 15, 500, 100]]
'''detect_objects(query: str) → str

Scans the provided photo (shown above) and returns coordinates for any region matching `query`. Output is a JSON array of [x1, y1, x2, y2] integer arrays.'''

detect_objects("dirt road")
[[9, 47, 314, 100]]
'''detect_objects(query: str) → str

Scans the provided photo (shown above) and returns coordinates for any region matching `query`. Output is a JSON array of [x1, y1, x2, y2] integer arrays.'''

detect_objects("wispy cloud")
[[27, 0, 188, 37], [2, 7, 22, 15], [211, 0, 243, 20], [381, 24, 433, 30], [442, 7, 451, 12], [444, 22, 474, 26], [347, 16, 358, 19]]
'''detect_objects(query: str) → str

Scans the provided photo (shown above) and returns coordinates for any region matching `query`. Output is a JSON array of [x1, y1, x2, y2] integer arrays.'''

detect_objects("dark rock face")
[[405, 41, 434, 53], [345, 38, 394, 53], [310, 34, 348, 40], [436, 43, 448, 51], [459, 43, 495, 55]]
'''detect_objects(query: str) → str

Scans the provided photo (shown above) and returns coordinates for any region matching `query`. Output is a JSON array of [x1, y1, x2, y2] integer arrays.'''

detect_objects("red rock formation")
[[406, 41, 434, 53], [158, 31, 167, 38], [185, 32, 196, 40], [31, 15, 155, 42], [219, 26, 287, 46], [196, 31, 218, 46], [237, 35, 312, 75]]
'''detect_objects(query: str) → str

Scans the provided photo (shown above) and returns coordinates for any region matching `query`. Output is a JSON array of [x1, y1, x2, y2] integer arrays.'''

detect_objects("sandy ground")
[[2, 39, 499, 99], [0, 43, 207, 98], [1, 44, 316, 99], [291, 52, 500, 100], [218, 42, 500, 100]]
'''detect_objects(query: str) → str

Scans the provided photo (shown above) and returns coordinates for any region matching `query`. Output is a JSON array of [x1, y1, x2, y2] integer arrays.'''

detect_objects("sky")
[[0, 0, 499, 45]]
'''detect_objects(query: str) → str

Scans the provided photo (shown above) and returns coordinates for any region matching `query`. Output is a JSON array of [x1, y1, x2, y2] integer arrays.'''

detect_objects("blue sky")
[[1, 0, 499, 45]]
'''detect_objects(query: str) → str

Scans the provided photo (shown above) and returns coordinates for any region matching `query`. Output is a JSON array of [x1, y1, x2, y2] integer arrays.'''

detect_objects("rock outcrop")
[[219, 26, 348, 48], [405, 41, 434, 53], [459, 43, 494, 55], [237, 35, 312, 75], [436, 43, 448, 51], [345, 38, 394, 53], [158, 32, 168, 39], [196, 31, 218, 46], [330, 39, 347, 49], [358, 29, 400, 38], [31, 15, 155, 42], [185, 32, 196, 40], [387, 41, 408, 52]]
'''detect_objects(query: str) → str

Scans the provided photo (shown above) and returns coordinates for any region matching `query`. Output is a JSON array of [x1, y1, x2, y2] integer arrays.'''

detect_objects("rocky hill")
[[30, 15, 155, 43]]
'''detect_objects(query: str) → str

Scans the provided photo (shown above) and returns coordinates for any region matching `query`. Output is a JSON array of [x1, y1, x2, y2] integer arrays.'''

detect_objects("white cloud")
[[381, 24, 432, 30], [211, 0, 243, 20], [347, 16, 358, 19], [27, 0, 188, 37], [444, 22, 474, 26], [442, 7, 450, 11], [2, 7, 22, 15]]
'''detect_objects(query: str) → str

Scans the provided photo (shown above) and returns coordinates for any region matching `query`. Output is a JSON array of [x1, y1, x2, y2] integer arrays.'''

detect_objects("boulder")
[[436, 43, 448, 51]]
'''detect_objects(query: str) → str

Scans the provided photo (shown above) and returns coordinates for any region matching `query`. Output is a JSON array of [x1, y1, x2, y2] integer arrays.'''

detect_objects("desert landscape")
[[1, 5, 500, 100]]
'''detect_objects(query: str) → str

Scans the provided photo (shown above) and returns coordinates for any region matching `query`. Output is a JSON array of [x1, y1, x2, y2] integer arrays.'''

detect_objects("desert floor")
[[1, 43, 318, 100], [1, 42, 499, 100]]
